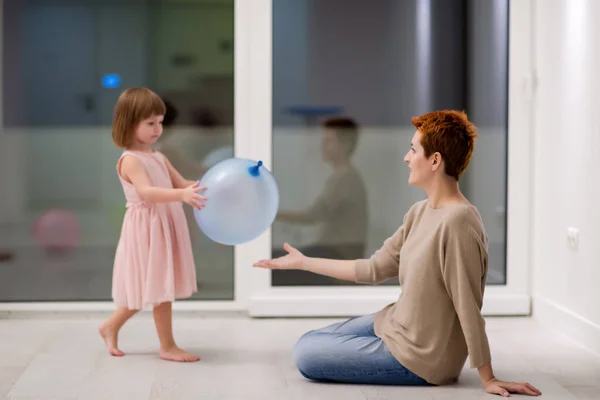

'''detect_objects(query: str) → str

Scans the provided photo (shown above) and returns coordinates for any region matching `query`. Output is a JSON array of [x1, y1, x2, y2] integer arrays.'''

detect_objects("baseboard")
[[0, 294, 533, 319], [0, 301, 245, 317], [248, 290, 531, 317], [533, 296, 600, 357]]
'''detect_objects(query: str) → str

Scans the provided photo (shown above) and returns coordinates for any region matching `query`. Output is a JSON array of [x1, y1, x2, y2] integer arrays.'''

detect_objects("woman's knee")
[[293, 331, 324, 380]]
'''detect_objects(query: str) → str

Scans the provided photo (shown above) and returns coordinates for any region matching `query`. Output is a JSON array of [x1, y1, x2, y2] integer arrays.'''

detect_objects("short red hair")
[[411, 110, 478, 180]]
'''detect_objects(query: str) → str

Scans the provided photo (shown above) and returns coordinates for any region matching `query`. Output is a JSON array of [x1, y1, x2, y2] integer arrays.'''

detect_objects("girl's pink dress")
[[112, 150, 197, 310]]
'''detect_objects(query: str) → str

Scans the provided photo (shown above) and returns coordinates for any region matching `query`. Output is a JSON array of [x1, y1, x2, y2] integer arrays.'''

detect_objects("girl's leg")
[[153, 302, 200, 362], [99, 306, 138, 356], [293, 314, 429, 385]]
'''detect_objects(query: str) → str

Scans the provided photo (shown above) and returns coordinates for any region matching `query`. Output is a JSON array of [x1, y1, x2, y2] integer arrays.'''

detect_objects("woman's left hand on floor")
[[484, 378, 542, 397]]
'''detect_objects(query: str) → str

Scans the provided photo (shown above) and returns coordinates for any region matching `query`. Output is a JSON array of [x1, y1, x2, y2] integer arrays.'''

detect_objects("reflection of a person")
[[155, 99, 234, 248], [155, 99, 208, 178], [272, 117, 368, 286], [155, 99, 208, 247]]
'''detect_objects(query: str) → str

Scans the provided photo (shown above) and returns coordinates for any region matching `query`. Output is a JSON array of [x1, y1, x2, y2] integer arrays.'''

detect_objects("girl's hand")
[[484, 378, 542, 397], [253, 243, 306, 270], [181, 181, 207, 210]]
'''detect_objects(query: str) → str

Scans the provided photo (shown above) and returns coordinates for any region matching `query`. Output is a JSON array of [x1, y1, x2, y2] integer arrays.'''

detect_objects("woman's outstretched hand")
[[484, 377, 542, 397], [253, 243, 306, 270]]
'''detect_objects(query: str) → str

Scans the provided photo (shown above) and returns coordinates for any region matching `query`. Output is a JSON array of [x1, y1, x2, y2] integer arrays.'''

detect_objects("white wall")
[[531, 0, 600, 355]]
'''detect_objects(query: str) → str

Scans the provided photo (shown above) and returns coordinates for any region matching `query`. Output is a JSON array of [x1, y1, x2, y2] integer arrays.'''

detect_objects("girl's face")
[[135, 115, 164, 145]]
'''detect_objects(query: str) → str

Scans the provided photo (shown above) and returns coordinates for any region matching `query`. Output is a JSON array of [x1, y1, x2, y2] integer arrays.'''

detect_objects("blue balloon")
[[193, 158, 279, 245]]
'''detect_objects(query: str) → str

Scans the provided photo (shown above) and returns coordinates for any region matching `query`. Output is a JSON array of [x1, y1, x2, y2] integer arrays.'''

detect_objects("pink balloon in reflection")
[[32, 209, 80, 253]]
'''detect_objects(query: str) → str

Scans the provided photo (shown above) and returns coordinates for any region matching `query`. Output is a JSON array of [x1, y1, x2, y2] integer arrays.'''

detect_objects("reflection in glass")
[[273, 118, 368, 285], [0, 0, 234, 301], [271, 0, 508, 286]]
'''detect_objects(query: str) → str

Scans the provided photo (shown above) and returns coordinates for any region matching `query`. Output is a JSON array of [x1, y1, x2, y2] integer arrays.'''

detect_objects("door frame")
[[243, 0, 535, 317], [0, 0, 250, 313]]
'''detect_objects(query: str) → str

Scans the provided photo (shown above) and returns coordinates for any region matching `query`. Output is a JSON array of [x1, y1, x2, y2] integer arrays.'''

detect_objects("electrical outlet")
[[567, 227, 580, 251]]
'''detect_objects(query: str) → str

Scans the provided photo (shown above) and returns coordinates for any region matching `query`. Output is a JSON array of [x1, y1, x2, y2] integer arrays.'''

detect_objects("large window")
[[0, 0, 235, 301], [271, 0, 509, 286]]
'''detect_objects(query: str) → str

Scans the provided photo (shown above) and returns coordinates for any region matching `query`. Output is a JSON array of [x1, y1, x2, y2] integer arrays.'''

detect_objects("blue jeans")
[[293, 314, 430, 385]]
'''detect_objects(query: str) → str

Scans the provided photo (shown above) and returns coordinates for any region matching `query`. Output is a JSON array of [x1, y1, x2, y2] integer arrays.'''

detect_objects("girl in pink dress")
[[99, 87, 206, 362]]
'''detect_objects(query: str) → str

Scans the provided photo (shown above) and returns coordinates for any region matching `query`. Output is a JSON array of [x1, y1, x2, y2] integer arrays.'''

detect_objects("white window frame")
[[0, 0, 535, 316], [244, 0, 535, 317]]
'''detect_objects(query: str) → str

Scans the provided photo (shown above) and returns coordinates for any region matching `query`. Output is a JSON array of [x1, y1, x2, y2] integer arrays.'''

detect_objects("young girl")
[[99, 87, 206, 362]]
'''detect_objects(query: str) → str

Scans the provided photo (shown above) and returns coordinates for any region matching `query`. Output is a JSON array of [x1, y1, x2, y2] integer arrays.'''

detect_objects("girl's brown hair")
[[112, 87, 166, 148]]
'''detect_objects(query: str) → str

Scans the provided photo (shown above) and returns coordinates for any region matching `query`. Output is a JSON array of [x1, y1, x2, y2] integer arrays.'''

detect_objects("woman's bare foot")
[[98, 323, 125, 357], [159, 346, 200, 362]]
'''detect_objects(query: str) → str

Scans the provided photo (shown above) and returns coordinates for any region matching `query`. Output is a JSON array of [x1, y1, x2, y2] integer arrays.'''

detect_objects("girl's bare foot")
[[98, 323, 125, 357], [159, 346, 200, 362]]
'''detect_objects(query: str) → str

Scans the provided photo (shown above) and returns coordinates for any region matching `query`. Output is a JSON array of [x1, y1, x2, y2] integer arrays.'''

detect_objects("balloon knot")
[[249, 161, 263, 177]]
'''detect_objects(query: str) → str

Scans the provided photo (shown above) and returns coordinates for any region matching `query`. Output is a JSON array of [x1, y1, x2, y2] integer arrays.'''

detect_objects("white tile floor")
[[1, 314, 599, 400]]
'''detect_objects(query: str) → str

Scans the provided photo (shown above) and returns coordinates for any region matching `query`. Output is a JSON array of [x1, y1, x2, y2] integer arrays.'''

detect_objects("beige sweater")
[[355, 200, 491, 385]]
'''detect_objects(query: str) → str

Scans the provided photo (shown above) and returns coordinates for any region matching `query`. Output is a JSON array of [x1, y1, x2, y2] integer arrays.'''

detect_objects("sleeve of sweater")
[[354, 211, 410, 285], [441, 215, 492, 368]]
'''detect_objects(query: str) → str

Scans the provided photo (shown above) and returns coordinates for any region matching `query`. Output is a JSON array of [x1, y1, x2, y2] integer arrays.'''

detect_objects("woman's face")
[[404, 130, 438, 187]]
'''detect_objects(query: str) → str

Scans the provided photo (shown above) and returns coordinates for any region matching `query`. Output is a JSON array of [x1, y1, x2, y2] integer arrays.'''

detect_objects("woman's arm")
[[255, 204, 418, 283], [442, 217, 541, 397], [478, 363, 541, 397], [254, 222, 406, 284], [353, 225, 404, 284], [254, 243, 357, 281]]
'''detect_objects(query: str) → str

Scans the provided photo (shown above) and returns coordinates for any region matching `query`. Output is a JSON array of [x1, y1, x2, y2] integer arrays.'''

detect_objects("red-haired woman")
[[254, 110, 541, 397]]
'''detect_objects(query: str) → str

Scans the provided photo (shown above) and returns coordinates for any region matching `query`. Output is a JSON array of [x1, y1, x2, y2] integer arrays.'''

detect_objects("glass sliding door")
[[0, 0, 236, 305], [246, 0, 533, 317]]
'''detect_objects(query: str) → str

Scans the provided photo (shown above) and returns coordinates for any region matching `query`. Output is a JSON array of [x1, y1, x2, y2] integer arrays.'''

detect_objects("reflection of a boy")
[[272, 117, 368, 285]]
